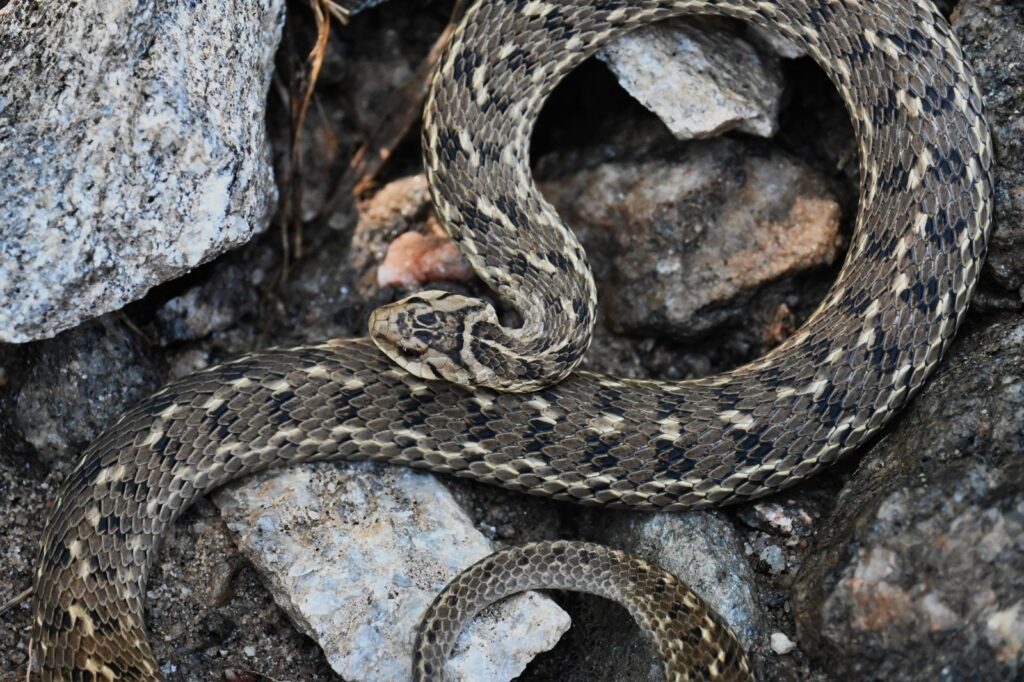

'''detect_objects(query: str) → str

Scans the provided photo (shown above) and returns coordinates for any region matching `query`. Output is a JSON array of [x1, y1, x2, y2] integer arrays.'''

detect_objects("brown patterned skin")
[[414, 541, 752, 681], [28, 0, 992, 679]]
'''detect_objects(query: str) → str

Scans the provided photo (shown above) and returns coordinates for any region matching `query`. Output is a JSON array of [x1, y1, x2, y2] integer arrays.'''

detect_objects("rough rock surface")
[[0, 432, 47, 675], [541, 137, 843, 342], [0, 0, 284, 343], [350, 175, 435, 297], [602, 512, 768, 650], [10, 318, 161, 468], [954, 2, 1024, 297], [352, 175, 473, 289], [600, 19, 784, 139], [377, 221, 473, 288], [746, 24, 805, 59], [155, 264, 262, 345], [539, 510, 770, 682], [213, 463, 571, 681], [2, 0, 1021, 680], [794, 316, 1024, 680]]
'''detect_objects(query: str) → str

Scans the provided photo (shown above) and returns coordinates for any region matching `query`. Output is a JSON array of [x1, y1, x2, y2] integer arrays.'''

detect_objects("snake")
[[25, 0, 992, 679]]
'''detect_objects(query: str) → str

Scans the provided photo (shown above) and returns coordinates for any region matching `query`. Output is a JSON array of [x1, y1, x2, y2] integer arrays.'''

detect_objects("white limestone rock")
[[213, 462, 571, 681], [0, 0, 284, 342], [599, 19, 784, 140]]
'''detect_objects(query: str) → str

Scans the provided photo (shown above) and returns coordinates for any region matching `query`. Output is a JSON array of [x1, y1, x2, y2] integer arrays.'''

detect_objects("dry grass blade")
[[279, 0, 337, 275], [319, 0, 352, 24], [0, 586, 31, 617]]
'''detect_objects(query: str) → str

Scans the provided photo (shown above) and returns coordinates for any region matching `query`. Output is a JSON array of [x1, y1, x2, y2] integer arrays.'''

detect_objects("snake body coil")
[[29, 0, 991, 679]]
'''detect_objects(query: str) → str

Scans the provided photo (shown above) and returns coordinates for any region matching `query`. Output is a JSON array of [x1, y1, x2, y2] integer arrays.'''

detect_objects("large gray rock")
[[522, 508, 770, 682], [541, 137, 843, 342], [596, 511, 769, 681], [601, 511, 767, 653], [794, 316, 1024, 680], [600, 19, 784, 140], [214, 463, 571, 682], [0, 0, 284, 343]]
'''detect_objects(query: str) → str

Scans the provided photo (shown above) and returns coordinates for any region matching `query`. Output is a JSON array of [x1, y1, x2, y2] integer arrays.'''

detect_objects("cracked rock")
[[214, 462, 571, 682]]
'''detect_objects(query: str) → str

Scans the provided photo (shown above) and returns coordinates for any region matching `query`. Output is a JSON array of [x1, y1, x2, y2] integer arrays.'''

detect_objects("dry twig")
[[279, 0, 339, 275], [0, 586, 31, 618]]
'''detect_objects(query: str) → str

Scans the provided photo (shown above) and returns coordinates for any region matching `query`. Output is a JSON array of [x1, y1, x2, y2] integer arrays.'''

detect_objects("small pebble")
[[376, 223, 473, 288], [243, 645, 256, 657], [759, 545, 786, 574], [771, 632, 797, 655], [205, 561, 238, 607]]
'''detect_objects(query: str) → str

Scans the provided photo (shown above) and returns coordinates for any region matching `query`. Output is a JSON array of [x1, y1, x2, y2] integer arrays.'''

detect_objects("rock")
[[759, 546, 786, 575], [770, 632, 797, 655], [954, 2, 1024, 296], [155, 265, 261, 345], [746, 25, 805, 59], [350, 175, 434, 298], [599, 19, 784, 139], [0, 0, 284, 343], [377, 222, 473, 288], [541, 138, 843, 342], [793, 316, 1024, 680], [10, 317, 161, 469], [213, 463, 571, 682], [737, 500, 816, 539], [346, 173, 481, 321], [0, 436, 46, 675], [599, 511, 768, 651], [537, 509, 769, 681]]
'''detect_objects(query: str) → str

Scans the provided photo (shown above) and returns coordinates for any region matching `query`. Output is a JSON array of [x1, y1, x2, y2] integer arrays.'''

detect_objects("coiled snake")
[[27, 0, 992, 679]]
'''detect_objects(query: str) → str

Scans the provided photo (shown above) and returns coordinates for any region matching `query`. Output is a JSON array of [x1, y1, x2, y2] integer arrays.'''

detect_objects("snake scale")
[[26, 0, 992, 679]]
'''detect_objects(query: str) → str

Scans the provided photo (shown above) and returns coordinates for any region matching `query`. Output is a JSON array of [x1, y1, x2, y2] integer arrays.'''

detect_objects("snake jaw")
[[369, 291, 496, 386]]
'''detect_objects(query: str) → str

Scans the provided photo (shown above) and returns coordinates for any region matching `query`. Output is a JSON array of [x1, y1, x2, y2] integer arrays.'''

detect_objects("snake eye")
[[416, 312, 438, 326]]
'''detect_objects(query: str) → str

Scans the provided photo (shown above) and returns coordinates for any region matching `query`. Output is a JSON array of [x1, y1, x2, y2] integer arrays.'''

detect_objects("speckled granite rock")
[[155, 264, 261, 345], [541, 137, 843, 341], [213, 463, 571, 682], [600, 19, 784, 139], [0, 0, 284, 343], [794, 316, 1024, 680], [570, 510, 770, 681], [605, 511, 768, 650], [9, 317, 161, 468], [954, 2, 1024, 298]]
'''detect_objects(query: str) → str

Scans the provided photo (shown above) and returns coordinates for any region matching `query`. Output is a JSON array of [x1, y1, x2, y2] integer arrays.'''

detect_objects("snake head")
[[369, 291, 498, 386]]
